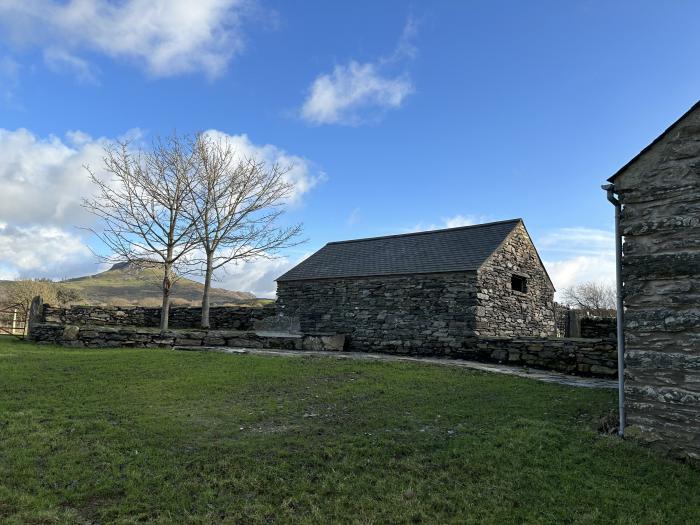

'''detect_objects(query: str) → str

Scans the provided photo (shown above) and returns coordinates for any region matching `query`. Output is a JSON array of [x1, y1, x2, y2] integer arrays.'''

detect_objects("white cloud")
[[409, 214, 489, 233], [202, 130, 324, 204], [537, 227, 616, 300], [301, 62, 413, 125], [0, 0, 251, 78], [0, 224, 96, 279], [214, 253, 311, 298], [0, 128, 110, 228], [300, 17, 417, 125], [0, 127, 319, 287], [443, 214, 478, 228]]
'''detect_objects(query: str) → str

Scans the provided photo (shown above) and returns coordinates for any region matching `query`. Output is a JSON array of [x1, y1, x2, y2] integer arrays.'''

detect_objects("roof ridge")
[[326, 218, 522, 246]]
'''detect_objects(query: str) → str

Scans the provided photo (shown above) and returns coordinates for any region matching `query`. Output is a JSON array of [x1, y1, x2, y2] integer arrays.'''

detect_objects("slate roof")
[[277, 219, 522, 282]]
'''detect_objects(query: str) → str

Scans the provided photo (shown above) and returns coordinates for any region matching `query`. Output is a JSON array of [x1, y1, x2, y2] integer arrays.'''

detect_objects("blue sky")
[[0, 0, 698, 297]]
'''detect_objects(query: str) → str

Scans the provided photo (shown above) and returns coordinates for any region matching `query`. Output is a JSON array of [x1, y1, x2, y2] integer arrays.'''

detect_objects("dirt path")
[[174, 346, 617, 389]]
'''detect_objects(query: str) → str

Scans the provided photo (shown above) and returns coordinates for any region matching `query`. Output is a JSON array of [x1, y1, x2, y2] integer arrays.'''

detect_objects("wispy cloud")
[[408, 214, 490, 233], [537, 227, 615, 300], [43, 48, 99, 84], [300, 16, 418, 125], [346, 207, 361, 226], [0, 0, 255, 79], [0, 55, 21, 106], [538, 227, 615, 256]]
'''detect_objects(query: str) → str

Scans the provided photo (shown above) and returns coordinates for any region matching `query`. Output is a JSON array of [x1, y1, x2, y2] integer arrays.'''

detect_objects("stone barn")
[[607, 100, 700, 461], [276, 218, 555, 352]]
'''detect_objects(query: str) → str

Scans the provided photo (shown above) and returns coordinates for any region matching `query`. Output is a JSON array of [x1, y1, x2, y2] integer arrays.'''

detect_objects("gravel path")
[[174, 346, 617, 389]]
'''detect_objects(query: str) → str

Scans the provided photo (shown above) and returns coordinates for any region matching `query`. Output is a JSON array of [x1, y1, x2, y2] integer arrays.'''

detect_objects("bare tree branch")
[[185, 133, 304, 328], [82, 136, 201, 330], [561, 281, 616, 314]]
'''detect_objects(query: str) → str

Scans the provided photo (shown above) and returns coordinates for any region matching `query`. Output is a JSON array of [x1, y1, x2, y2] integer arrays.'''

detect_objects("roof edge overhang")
[[276, 268, 479, 283], [608, 99, 700, 183]]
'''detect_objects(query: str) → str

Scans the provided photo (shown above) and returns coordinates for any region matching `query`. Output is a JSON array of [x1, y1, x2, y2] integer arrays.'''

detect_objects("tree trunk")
[[201, 253, 214, 329], [160, 266, 172, 331]]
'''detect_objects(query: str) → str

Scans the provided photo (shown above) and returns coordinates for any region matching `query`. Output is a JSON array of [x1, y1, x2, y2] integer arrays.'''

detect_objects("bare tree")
[[562, 281, 616, 312], [83, 137, 199, 330], [187, 133, 302, 328], [5, 279, 83, 313]]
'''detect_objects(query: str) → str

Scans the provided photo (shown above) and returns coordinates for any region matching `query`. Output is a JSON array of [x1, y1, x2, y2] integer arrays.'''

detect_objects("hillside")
[[0, 263, 263, 307]]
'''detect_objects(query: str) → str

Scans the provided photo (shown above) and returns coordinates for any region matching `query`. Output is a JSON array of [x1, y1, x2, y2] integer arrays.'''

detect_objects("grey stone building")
[[608, 100, 700, 461], [276, 219, 555, 352]]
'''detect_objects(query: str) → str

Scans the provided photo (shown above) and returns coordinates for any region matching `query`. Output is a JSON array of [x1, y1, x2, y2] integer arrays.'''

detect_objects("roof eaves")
[[276, 268, 479, 283]]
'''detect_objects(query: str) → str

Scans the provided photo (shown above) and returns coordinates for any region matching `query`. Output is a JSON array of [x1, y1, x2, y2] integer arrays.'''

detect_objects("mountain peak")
[[109, 261, 134, 271]]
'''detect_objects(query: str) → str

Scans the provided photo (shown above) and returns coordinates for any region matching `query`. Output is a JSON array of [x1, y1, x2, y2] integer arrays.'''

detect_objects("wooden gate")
[[0, 304, 27, 338]]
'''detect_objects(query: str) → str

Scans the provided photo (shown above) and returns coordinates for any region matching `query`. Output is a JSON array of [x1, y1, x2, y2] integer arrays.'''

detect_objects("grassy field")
[[0, 337, 698, 524]]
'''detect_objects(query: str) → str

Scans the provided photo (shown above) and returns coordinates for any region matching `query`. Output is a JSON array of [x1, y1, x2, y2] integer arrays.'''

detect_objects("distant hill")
[[0, 263, 265, 307]]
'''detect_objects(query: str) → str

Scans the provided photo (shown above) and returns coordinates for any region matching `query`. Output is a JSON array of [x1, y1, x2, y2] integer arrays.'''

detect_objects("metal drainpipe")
[[602, 183, 625, 437]]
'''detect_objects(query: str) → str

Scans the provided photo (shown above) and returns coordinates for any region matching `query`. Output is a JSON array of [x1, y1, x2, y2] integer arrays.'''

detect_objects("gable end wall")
[[615, 107, 700, 461], [475, 223, 555, 337]]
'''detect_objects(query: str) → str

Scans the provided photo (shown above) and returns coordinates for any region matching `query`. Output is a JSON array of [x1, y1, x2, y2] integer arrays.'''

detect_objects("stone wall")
[[29, 322, 616, 378], [29, 323, 345, 352], [580, 317, 616, 340], [614, 104, 700, 462], [277, 272, 479, 352], [42, 304, 271, 331], [554, 303, 570, 337], [462, 336, 617, 377], [475, 222, 556, 337]]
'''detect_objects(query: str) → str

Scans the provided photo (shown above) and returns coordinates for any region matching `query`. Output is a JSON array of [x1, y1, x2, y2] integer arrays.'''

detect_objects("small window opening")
[[511, 275, 527, 293]]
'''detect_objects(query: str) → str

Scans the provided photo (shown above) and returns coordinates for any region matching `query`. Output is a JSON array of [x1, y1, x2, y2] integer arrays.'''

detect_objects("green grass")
[[0, 336, 698, 524]]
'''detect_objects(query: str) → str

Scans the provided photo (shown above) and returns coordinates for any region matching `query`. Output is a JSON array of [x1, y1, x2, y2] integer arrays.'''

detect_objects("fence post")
[[27, 296, 44, 338], [568, 310, 581, 338]]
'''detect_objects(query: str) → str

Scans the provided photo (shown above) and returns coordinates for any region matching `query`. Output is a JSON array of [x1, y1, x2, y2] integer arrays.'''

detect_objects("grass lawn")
[[0, 337, 698, 524]]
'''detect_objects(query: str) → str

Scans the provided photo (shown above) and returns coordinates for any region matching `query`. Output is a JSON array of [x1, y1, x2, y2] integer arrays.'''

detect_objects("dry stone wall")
[[580, 317, 616, 340], [614, 105, 700, 462], [42, 304, 271, 331], [475, 223, 555, 337], [29, 323, 345, 352], [277, 272, 479, 353], [460, 336, 617, 377], [29, 323, 616, 377]]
